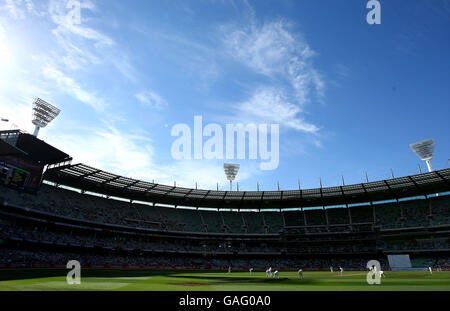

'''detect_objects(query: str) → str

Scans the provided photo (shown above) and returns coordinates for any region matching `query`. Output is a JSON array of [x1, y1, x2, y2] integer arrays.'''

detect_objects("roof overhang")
[[43, 163, 450, 209]]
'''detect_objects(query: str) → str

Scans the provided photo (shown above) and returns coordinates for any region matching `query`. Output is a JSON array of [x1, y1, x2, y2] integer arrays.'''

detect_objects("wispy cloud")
[[133, 25, 218, 87], [47, 0, 112, 68], [4, 0, 26, 19], [47, 122, 253, 190], [3, 0, 44, 19], [224, 20, 325, 104], [47, 0, 138, 82], [238, 87, 319, 133], [0, 0, 324, 187], [135, 91, 168, 110], [221, 18, 324, 135], [334, 63, 350, 78], [42, 65, 106, 111]]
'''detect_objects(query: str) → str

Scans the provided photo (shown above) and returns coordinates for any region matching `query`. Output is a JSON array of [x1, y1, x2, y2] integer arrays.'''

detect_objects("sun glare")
[[0, 35, 14, 80], [0, 24, 12, 69], [0, 44, 10, 64]]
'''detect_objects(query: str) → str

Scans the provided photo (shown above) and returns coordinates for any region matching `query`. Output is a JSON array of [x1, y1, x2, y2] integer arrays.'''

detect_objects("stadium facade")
[[0, 130, 449, 270]]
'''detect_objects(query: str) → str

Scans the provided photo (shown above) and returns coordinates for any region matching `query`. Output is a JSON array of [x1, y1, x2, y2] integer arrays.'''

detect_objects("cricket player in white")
[[330, 266, 333, 273], [274, 270, 279, 279], [266, 267, 272, 277], [429, 267, 433, 274], [339, 267, 344, 276], [228, 266, 231, 273], [298, 269, 303, 279], [249, 268, 253, 275]]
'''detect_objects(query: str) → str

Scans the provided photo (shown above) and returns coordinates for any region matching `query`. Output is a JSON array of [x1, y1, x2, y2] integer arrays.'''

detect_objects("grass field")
[[0, 269, 449, 291]]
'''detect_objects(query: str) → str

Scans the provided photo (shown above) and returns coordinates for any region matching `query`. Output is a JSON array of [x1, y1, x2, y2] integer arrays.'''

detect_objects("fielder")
[[339, 266, 344, 276], [298, 268, 303, 279], [266, 267, 272, 277], [273, 270, 279, 279], [249, 268, 253, 275]]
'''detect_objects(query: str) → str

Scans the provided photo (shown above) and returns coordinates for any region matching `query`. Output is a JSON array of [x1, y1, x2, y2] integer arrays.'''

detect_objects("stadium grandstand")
[[0, 129, 449, 271]]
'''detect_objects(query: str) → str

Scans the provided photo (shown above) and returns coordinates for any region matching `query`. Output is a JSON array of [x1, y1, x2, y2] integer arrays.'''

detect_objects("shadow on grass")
[[166, 274, 318, 286], [0, 269, 318, 286], [0, 269, 177, 281]]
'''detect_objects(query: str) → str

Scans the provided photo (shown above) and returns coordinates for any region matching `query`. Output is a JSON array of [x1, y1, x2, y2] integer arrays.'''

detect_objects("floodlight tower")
[[223, 163, 240, 191], [31, 98, 60, 137], [410, 139, 435, 172]]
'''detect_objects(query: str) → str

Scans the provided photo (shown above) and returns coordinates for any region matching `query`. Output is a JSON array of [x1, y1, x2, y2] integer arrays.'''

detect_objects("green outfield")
[[0, 269, 449, 291]]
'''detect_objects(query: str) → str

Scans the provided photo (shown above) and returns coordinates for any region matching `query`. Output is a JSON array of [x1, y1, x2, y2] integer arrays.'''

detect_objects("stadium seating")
[[199, 210, 224, 232], [221, 211, 245, 233], [261, 212, 283, 233], [374, 201, 401, 228], [326, 207, 350, 225], [241, 212, 265, 233], [349, 204, 373, 223], [1, 184, 449, 233], [430, 196, 450, 225], [400, 199, 429, 227], [180, 209, 205, 232], [283, 211, 304, 227], [305, 208, 327, 226]]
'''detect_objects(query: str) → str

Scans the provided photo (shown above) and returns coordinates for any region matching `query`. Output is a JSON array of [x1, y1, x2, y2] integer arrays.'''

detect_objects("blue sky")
[[0, 0, 449, 191]]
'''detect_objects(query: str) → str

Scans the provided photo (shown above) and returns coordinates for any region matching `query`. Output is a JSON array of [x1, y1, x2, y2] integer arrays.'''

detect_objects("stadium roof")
[[0, 139, 25, 157], [0, 130, 72, 165], [43, 163, 450, 209]]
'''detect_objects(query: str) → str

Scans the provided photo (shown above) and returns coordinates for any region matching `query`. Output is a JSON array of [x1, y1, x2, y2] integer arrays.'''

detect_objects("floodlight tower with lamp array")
[[223, 163, 240, 191], [32, 98, 61, 137], [410, 139, 435, 172]]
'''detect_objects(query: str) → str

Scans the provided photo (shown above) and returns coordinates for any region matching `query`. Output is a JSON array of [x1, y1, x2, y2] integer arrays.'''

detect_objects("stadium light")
[[32, 98, 60, 137], [223, 163, 240, 191], [410, 139, 435, 172]]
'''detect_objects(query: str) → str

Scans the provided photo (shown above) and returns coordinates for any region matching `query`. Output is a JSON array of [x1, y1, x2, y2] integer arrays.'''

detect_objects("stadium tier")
[[1, 130, 449, 269], [3, 180, 449, 234], [1, 168, 449, 269]]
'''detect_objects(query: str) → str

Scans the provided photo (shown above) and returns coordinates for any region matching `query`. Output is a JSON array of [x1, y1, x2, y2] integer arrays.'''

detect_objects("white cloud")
[[47, 0, 112, 70], [3, 0, 43, 19], [335, 64, 350, 78], [47, 0, 137, 81], [221, 16, 325, 142], [238, 87, 319, 133], [135, 91, 168, 110], [46, 123, 253, 190], [4, 0, 26, 19], [49, 0, 113, 47], [42, 65, 106, 111], [224, 20, 324, 105]]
